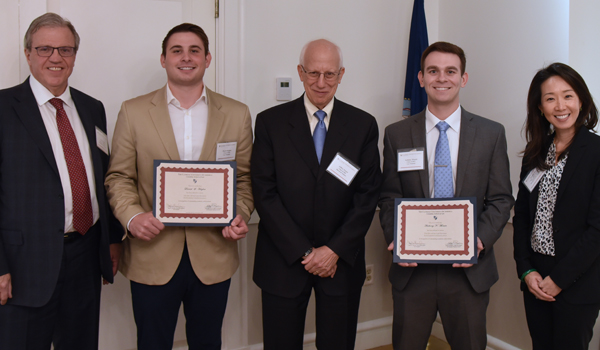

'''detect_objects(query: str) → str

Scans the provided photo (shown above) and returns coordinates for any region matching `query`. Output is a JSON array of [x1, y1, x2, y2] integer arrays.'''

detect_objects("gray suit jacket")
[[378, 108, 514, 293]]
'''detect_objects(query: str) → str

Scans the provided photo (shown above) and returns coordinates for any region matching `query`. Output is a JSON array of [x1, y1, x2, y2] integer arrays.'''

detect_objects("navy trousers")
[[0, 224, 102, 350], [130, 244, 231, 350]]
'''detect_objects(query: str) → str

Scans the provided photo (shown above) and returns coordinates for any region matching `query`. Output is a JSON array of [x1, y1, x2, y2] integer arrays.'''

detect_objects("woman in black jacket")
[[513, 62, 600, 350]]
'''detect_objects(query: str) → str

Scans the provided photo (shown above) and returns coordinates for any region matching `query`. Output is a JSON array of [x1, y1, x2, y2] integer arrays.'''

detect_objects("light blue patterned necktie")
[[313, 110, 327, 164], [434, 121, 454, 198]]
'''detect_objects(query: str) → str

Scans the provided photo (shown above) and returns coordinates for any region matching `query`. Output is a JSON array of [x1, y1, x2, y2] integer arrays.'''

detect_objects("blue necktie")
[[434, 121, 454, 198], [313, 110, 327, 164]]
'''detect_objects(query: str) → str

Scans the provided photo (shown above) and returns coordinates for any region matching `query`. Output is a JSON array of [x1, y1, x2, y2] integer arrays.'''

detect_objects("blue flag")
[[403, 0, 429, 117]]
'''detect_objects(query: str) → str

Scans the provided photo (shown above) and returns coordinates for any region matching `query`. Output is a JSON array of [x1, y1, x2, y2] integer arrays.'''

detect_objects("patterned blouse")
[[531, 142, 569, 256]]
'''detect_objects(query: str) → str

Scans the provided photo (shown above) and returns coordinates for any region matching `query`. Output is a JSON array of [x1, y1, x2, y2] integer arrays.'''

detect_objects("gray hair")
[[24, 12, 80, 52], [299, 39, 344, 69]]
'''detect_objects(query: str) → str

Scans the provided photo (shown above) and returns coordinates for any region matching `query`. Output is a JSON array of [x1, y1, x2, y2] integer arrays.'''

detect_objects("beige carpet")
[[368, 335, 451, 350]]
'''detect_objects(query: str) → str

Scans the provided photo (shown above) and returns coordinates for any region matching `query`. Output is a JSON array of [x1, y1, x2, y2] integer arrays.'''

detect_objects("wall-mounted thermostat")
[[276, 78, 292, 101]]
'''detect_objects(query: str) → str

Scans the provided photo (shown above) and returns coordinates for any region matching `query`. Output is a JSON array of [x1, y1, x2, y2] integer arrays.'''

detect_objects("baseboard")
[[173, 340, 188, 350], [302, 316, 394, 350], [231, 316, 393, 350], [230, 316, 520, 350], [431, 319, 521, 350]]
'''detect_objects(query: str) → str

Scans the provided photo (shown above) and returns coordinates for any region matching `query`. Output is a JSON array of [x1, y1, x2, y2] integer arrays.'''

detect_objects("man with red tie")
[[0, 13, 121, 350]]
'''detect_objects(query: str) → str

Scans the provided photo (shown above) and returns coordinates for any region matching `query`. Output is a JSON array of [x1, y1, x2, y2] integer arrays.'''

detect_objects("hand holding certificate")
[[153, 160, 236, 226], [393, 198, 477, 264]]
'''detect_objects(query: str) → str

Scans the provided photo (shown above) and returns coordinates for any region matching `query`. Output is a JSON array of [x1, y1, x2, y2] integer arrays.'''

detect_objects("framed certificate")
[[393, 198, 477, 264], [153, 160, 236, 226]]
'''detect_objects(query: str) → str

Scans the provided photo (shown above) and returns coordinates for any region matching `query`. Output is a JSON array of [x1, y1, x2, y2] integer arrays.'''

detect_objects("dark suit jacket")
[[379, 108, 514, 293], [513, 127, 600, 304], [0, 78, 120, 307], [251, 96, 381, 298]]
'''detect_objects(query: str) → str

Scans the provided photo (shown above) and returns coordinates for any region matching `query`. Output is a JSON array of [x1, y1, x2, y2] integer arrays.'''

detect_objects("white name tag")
[[95, 127, 109, 155], [523, 168, 546, 192], [326, 153, 360, 186], [397, 148, 425, 172], [216, 142, 237, 161]]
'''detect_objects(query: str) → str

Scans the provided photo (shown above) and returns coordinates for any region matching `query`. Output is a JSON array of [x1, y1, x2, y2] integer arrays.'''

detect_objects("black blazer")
[[0, 79, 121, 307], [513, 127, 600, 304], [251, 96, 381, 298]]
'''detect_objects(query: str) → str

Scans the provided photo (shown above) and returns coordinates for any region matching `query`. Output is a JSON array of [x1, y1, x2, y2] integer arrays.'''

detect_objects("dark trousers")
[[392, 264, 489, 350], [0, 225, 102, 350], [261, 276, 362, 350], [523, 252, 600, 350], [130, 244, 231, 350], [523, 289, 600, 350]]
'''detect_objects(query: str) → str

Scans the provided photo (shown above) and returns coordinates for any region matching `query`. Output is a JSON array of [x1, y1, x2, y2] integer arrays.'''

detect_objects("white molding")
[[238, 0, 246, 103], [431, 319, 522, 350], [215, 0, 225, 94], [228, 316, 522, 350], [230, 317, 393, 350]]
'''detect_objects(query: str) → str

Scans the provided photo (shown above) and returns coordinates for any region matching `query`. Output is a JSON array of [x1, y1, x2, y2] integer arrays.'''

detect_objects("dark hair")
[[24, 12, 80, 52], [523, 62, 598, 171], [161, 23, 209, 57], [420, 41, 466, 75]]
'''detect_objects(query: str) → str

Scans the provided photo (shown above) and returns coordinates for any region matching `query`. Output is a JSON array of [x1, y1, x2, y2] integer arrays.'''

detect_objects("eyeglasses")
[[34, 46, 76, 57], [300, 65, 341, 81]]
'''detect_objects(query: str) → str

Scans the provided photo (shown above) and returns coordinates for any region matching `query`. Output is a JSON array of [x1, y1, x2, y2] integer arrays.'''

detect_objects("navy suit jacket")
[[0, 78, 120, 307], [379, 108, 514, 293], [251, 96, 381, 298], [513, 128, 600, 304]]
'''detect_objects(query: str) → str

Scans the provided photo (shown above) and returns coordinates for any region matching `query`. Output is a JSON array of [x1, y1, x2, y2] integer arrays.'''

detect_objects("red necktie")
[[49, 98, 93, 234]]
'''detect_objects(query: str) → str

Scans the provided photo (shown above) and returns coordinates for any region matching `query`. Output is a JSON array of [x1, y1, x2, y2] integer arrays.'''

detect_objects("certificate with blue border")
[[393, 197, 477, 264], [153, 160, 236, 226]]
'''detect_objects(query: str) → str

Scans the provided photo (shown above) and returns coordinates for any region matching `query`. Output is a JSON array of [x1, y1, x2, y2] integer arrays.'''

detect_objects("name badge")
[[95, 127, 109, 155], [523, 168, 546, 192], [216, 142, 237, 161], [397, 148, 425, 172], [326, 153, 360, 186]]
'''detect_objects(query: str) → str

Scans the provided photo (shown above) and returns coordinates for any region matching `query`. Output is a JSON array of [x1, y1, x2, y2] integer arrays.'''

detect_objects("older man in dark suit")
[[379, 42, 514, 350], [251, 39, 382, 350], [0, 13, 121, 350]]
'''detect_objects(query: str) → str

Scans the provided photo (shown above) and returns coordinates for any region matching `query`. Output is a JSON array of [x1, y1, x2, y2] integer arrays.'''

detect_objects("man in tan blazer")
[[105, 23, 253, 350]]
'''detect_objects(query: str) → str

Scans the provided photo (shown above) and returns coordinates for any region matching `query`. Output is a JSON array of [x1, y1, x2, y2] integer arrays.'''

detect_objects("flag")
[[403, 0, 429, 117]]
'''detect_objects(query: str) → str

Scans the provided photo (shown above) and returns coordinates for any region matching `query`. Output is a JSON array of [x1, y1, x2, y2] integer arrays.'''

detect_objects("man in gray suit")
[[378, 41, 514, 350]]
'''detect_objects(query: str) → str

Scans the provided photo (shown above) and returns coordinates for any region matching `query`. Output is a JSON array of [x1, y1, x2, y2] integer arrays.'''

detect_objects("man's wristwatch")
[[303, 247, 313, 257]]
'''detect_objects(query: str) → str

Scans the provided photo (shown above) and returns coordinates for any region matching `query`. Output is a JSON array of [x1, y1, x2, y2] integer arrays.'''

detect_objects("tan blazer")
[[105, 86, 253, 285]]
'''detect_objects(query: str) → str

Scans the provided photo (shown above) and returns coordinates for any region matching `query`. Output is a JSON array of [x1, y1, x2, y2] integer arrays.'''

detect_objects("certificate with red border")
[[153, 160, 236, 226], [393, 198, 477, 264]]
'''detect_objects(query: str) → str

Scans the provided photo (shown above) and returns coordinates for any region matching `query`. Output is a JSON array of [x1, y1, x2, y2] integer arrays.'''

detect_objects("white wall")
[[437, 0, 569, 196], [570, 0, 600, 134]]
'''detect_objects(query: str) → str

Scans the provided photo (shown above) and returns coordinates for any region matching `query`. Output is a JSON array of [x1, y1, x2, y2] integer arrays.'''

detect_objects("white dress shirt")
[[304, 94, 334, 135], [425, 105, 461, 198], [166, 84, 208, 161], [29, 76, 99, 233]]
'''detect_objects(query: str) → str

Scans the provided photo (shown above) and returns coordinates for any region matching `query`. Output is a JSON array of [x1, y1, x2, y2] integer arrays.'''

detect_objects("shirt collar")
[[425, 105, 462, 134], [166, 83, 207, 109], [29, 75, 74, 108], [304, 94, 335, 120]]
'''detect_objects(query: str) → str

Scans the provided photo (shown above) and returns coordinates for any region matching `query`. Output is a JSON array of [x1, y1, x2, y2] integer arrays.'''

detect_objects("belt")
[[64, 231, 82, 241]]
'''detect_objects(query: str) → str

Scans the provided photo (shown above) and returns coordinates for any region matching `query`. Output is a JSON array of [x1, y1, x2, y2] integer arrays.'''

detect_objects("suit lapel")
[[455, 108, 476, 196], [318, 99, 349, 180], [411, 113, 429, 197], [556, 128, 589, 202], [200, 88, 225, 161], [289, 97, 319, 178], [12, 79, 60, 176], [149, 86, 180, 160]]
